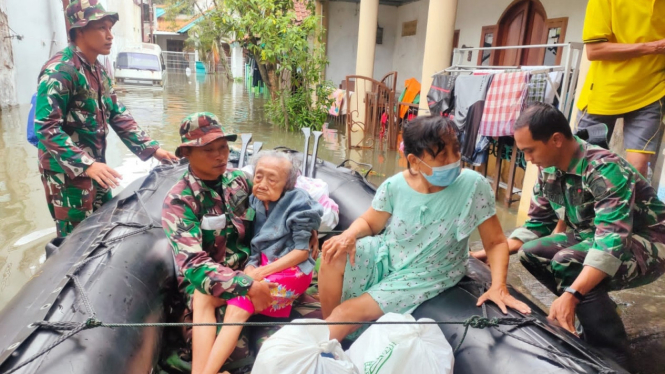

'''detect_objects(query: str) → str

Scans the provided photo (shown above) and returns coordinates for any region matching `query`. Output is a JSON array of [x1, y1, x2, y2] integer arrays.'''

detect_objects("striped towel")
[[478, 71, 529, 137]]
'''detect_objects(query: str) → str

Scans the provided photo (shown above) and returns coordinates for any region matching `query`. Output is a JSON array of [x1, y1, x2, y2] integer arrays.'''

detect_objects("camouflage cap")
[[175, 112, 238, 157], [66, 0, 119, 29]]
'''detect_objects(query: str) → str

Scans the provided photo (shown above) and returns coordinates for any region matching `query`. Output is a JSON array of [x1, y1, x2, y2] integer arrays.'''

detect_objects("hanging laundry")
[[427, 75, 456, 116], [478, 71, 529, 137], [328, 89, 346, 116], [399, 78, 421, 118], [526, 73, 548, 105], [544, 71, 563, 105], [453, 74, 494, 162], [520, 67, 564, 105]]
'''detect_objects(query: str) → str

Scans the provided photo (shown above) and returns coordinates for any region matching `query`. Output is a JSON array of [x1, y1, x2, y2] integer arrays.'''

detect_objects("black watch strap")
[[564, 287, 585, 301]]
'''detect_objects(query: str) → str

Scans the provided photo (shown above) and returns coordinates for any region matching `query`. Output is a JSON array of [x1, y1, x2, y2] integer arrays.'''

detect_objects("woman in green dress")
[[320, 116, 531, 341]]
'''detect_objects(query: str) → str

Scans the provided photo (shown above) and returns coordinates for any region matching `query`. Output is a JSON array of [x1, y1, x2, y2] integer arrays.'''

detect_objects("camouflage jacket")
[[35, 45, 159, 179], [162, 168, 255, 299], [511, 137, 665, 277]]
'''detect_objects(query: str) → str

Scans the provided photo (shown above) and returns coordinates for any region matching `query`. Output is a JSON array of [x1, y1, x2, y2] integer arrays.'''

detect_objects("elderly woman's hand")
[[322, 231, 357, 266]]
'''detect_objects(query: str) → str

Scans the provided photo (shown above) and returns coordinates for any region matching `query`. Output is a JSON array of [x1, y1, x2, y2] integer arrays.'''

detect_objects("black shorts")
[[577, 96, 665, 154]]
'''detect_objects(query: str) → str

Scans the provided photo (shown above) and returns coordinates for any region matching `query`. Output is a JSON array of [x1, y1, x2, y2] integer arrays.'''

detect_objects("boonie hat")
[[66, 0, 119, 29], [175, 112, 238, 157]]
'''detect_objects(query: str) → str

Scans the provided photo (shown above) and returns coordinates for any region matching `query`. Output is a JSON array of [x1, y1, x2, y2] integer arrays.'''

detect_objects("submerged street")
[[0, 73, 663, 373]]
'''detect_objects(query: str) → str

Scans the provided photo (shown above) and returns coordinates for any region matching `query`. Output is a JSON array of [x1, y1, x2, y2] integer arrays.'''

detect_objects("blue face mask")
[[418, 159, 461, 187]]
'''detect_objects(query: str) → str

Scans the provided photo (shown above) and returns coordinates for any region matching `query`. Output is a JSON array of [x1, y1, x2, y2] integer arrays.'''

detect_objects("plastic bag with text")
[[345, 313, 454, 374]]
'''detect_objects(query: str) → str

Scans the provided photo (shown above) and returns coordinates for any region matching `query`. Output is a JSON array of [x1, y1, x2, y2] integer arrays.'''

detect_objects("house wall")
[[154, 33, 188, 52], [325, 2, 398, 89], [454, 0, 588, 63], [0, 1, 17, 108], [325, 0, 590, 93], [391, 0, 430, 92], [3, 0, 68, 105]]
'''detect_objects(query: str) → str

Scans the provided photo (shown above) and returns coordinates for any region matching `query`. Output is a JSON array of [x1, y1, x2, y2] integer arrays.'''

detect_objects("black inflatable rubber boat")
[[0, 138, 627, 374]]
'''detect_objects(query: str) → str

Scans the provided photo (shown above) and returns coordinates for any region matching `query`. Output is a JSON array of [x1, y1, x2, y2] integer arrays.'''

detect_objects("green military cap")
[[66, 0, 119, 29], [175, 112, 238, 157]]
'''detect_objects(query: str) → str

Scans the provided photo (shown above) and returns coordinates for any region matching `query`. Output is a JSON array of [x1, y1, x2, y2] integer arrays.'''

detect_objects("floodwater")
[[0, 72, 440, 308], [0, 73, 663, 373]]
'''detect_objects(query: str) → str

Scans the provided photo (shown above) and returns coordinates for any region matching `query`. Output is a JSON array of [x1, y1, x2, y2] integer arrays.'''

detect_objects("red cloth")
[[478, 72, 529, 137]]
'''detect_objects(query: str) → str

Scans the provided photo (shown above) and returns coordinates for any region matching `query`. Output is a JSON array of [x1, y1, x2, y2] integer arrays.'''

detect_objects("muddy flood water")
[[0, 73, 663, 373]]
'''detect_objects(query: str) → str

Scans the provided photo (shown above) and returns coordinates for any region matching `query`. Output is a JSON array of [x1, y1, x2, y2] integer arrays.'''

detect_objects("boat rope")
[[6, 315, 617, 374]]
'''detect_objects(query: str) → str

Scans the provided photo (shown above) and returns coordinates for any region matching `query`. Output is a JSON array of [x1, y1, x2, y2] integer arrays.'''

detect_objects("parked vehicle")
[[114, 43, 167, 87]]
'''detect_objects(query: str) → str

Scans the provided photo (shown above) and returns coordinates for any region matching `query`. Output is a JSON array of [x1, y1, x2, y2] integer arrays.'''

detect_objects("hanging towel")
[[453, 74, 494, 162], [544, 71, 563, 105], [479, 71, 529, 137], [427, 75, 456, 116], [399, 78, 421, 118], [526, 73, 548, 105], [328, 89, 346, 116]]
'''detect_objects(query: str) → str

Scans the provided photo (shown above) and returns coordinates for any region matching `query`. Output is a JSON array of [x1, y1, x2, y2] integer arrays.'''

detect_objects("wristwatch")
[[564, 287, 585, 301]]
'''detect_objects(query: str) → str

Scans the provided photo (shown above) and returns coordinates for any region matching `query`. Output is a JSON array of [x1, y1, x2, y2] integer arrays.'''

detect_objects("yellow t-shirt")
[[577, 0, 665, 115]]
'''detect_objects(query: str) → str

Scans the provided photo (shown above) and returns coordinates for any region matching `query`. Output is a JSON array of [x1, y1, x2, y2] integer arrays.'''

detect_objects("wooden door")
[[495, 0, 530, 66], [494, 0, 549, 66]]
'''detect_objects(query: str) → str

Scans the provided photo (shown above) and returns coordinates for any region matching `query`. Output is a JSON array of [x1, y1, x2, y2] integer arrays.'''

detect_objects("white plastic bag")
[[295, 176, 339, 232], [253, 319, 360, 374], [346, 313, 454, 374]]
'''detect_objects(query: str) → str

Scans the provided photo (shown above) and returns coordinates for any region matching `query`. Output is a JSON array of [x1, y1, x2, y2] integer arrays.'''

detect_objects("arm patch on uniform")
[[589, 177, 608, 199]]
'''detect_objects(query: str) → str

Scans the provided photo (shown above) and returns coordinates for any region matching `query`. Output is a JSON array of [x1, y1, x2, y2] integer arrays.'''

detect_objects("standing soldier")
[[36, 0, 178, 237]]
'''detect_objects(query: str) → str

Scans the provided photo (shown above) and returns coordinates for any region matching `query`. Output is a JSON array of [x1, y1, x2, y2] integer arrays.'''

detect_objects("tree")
[[165, 0, 333, 131]]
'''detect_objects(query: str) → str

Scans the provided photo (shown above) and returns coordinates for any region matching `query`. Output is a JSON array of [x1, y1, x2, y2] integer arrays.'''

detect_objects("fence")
[[162, 51, 195, 71]]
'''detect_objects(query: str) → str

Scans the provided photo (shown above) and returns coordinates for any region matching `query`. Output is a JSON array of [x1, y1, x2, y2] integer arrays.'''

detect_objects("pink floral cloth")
[[227, 253, 313, 317]]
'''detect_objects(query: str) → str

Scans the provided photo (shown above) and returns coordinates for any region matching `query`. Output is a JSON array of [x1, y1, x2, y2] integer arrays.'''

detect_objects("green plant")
[[164, 0, 332, 131]]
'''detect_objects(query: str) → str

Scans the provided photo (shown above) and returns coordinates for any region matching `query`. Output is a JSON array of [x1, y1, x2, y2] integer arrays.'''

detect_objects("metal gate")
[[162, 51, 195, 71]]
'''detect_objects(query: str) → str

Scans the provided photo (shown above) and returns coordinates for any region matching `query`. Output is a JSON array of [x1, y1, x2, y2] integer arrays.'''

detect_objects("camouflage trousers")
[[40, 170, 112, 238], [519, 231, 665, 295]]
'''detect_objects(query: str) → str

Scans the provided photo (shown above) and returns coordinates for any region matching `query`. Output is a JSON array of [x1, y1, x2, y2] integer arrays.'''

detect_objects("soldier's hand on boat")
[[247, 281, 274, 312], [547, 293, 579, 335], [322, 232, 357, 266], [153, 148, 179, 164], [476, 285, 532, 315], [85, 162, 122, 189]]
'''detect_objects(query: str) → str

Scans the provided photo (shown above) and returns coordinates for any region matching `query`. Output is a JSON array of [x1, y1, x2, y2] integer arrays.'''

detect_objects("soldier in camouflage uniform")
[[36, 0, 177, 237], [162, 113, 322, 373], [509, 103, 665, 366]]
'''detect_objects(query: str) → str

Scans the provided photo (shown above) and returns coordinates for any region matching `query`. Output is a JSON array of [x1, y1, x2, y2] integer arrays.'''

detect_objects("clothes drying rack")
[[432, 42, 584, 206]]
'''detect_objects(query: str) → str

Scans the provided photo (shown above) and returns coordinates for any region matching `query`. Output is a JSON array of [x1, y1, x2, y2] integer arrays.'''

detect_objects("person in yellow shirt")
[[577, 0, 665, 177]]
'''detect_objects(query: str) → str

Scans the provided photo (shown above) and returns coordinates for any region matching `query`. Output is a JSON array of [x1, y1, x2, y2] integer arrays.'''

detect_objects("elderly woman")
[[194, 150, 323, 374]]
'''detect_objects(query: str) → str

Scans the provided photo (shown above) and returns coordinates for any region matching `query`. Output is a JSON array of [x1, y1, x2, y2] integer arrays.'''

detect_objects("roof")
[[155, 6, 211, 34], [178, 15, 204, 33], [294, 1, 310, 22]]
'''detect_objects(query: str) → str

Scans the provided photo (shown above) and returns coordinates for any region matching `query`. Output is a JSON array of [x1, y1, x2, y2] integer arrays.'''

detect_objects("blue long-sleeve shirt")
[[248, 188, 323, 274]]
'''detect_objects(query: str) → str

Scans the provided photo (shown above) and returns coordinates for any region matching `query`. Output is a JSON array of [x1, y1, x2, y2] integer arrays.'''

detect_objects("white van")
[[114, 43, 167, 87]]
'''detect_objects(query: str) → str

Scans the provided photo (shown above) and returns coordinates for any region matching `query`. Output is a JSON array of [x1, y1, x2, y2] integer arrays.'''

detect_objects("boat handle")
[[337, 159, 373, 178]]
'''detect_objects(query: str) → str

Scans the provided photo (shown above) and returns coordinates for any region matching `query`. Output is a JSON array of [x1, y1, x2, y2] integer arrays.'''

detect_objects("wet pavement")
[[0, 73, 664, 373]]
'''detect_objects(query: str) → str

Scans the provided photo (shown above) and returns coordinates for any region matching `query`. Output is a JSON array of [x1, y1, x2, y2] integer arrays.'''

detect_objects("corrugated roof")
[[155, 8, 165, 18]]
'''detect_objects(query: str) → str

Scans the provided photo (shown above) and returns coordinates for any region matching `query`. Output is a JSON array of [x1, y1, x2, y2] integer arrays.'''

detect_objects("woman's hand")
[[322, 231, 357, 265], [244, 266, 264, 281], [477, 284, 531, 314]]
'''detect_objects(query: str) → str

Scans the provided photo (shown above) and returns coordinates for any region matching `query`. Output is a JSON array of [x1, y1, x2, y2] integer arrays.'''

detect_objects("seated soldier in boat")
[[319, 116, 531, 341], [194, 150, 323, 374], [162, 113, 318, 373]]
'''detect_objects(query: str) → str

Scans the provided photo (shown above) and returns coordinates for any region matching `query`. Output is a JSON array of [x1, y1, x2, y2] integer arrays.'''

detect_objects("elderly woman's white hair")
[[250, 150, 300, 190]]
